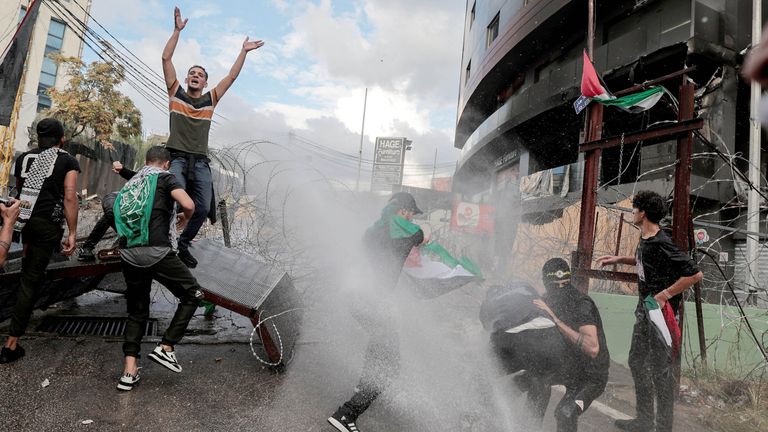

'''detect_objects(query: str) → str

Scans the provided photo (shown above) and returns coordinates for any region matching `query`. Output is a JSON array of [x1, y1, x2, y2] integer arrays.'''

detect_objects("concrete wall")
[[593, 292, 768, 375]]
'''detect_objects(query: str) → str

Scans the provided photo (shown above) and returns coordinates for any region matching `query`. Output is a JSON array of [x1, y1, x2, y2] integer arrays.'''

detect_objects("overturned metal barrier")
[[0, 256, 121, 322], [189, 239, 303, 369], [0, 240, 303, 370]]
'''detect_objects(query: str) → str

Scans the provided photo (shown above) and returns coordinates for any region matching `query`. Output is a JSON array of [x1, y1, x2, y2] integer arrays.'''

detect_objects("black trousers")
[[9, 218, 63, 337], [628, 301, 675, 432], [520, 371, 607, 432], [492, 329, 606, 432], [339, 302, 400, 420], [83, 209, 115, 249], [122, 252, 203, 357]]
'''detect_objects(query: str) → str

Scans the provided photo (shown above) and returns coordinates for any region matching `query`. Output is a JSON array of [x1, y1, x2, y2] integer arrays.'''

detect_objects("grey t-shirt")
[[120, 246, 170, 268]]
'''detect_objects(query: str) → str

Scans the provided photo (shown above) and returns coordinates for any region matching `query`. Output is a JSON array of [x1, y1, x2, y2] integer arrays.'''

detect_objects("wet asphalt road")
[[0, 286, 714, 432]]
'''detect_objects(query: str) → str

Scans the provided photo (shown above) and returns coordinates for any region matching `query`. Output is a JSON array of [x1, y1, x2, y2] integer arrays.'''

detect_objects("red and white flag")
[[574, 49, 666, 114]]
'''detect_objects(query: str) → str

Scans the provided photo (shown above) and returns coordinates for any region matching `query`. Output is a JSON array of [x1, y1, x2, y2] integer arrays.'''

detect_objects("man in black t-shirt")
[[1, 118, 80, 365], [598, 191, 703, 432], [529, 258, 610, 432], [113, 146, 203, 391]]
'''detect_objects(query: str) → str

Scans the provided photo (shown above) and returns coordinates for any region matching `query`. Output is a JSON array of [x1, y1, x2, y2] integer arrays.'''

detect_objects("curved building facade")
[[453, 0, 762, 297], [454, 0, 752, 201]]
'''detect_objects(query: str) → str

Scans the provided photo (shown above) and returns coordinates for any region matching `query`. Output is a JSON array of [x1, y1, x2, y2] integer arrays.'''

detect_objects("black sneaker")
[[178, 248, 198, 268], [614, 418, 653, 432], [148, 345, 182, 373], [0, 344, 25, 364], [78, 246, 95, 261], [513, 371, 534, 392], [327, 410, 359, 432], [116, 369, 141, 391]]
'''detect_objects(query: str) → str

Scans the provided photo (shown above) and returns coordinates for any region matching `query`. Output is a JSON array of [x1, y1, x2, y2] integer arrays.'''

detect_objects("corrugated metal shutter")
[[733, 240, 768, 292]]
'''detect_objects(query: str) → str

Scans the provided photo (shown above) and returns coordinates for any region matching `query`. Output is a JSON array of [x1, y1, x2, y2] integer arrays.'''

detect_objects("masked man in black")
[[528, 258, 610, 432]]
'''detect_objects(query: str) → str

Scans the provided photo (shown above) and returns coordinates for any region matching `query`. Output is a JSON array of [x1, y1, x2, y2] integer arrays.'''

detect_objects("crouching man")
[[482, 258, 609, 432], [113, 146, 205, 391], [530, 258, 610, 432]]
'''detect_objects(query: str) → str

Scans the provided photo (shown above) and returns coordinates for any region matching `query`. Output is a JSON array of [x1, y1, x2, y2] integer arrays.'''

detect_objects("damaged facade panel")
[[454, 0, 763, 298]]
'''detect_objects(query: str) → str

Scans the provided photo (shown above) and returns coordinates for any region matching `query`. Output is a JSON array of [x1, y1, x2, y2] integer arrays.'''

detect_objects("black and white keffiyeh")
[[15, 147, 61, 231]]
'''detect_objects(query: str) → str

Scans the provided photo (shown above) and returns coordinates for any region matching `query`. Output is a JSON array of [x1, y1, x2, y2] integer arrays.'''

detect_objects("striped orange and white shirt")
[[166, 80, 219, 156]]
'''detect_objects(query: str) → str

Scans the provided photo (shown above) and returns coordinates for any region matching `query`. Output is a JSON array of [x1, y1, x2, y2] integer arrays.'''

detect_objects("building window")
[[37, 19, 66, 111], [465, 61, 471, 85], [486, 13, 500, 48], [470, 2, 476, 29]]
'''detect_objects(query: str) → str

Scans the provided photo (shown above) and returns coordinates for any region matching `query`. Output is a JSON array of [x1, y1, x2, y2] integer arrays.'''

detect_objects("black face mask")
[[544, 281, 561, 296], [545, 281, 578, 302]]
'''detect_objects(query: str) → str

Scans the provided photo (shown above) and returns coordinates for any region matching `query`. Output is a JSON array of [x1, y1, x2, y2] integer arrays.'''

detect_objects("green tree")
[[35, 56, 142, 148]]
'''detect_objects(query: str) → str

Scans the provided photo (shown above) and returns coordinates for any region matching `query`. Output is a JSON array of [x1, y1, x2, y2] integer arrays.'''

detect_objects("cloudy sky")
[[81, 0, 465, 188]]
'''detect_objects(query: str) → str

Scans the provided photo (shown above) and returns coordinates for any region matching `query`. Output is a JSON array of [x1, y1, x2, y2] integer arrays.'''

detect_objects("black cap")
[[542, 258, 571, 283], [389, 191, 423, 214], [36, 118, 65, 141]]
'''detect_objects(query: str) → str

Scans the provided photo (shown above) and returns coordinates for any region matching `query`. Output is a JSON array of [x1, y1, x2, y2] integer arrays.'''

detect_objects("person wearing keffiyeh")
[[112, 146, 206, 391], [1, 118, 80, 365]]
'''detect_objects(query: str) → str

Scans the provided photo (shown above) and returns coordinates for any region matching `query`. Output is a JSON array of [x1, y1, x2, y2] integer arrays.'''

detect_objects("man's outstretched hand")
[[242, 37, 265, 53], [533, 299, 556, 321], [174, 6, 188, 31]]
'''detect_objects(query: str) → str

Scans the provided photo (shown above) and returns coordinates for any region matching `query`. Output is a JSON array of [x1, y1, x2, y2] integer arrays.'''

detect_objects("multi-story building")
[[0, 0, 90, 153], [453, 0, 764, 297]]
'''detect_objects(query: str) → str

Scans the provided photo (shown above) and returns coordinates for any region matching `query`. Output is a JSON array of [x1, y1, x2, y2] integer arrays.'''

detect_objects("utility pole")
[[747, 0, 762, 298], [431, 147, 438, 187], [573, 0, 601, 293], [355, 88, 368, 192], [587, 0, 595, 59]]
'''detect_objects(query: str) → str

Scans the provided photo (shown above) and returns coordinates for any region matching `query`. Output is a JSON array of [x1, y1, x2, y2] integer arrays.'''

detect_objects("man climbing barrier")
[[113, 146, 205, 391], [161, 6, 264, 268]]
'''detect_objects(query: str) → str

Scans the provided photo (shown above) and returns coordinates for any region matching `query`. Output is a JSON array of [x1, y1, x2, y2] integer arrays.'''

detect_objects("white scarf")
[[15, 147, 61, 231]]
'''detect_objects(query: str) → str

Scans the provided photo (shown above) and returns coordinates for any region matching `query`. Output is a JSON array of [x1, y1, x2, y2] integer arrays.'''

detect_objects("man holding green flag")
[[328, 192, 426, 432], [113, 146, 205, 391]]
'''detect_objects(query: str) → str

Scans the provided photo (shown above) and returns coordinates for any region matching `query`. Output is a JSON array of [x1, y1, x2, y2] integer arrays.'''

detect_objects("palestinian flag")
[[403, 242, 483, 299], [643, 295, 682, 359], [574, 49, 666, 114]]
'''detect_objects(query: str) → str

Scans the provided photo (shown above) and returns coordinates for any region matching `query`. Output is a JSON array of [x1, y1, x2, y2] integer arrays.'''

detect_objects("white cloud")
[[260, 102, 330, 130], [187, 4, 222, 20], [88, 0, 464, 187], [279, 0, 464, 106]]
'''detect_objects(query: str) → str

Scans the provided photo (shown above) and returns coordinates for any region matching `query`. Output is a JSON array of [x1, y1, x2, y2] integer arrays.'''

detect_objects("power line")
[[290, 132, 456, 168], [68, 0, 162, 82], [42, 0, 168, 116], [62, 0, 232, 123], [44, 0, 228, 126]]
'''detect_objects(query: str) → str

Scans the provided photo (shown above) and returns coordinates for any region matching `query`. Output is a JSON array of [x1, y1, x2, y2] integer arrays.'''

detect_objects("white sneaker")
[[116, 370, 140, 391], [147, 345, 182, 373], [328, 411, 360, 432]]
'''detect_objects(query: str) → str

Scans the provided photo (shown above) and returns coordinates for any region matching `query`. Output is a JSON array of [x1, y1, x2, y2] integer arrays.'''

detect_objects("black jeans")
[[340, 303, 400, 420], [628, 301, 675, 432], [520, 371, 607, 432], [122, 252, 203, 357], [494, 329, 606, 432], [83, 209, 115, 249], [9, 218, 64, 337]]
